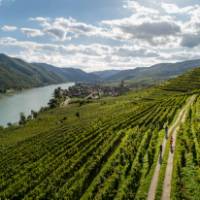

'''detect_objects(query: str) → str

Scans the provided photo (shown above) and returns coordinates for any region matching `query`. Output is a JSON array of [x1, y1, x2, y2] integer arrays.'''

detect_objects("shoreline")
[[0, 81, 72, 97], [0, 82, 74, 127]]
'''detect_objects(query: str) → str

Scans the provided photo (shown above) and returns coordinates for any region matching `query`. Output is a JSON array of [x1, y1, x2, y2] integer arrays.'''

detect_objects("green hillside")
[[94, 59, 200, 86], [1, 53, 200, 93], [171, 96, 200, 200], [33, 63, 99, 83], [162, 67, 200, 92], [0, 68, 199, 199], [0, 54, 98, 92]]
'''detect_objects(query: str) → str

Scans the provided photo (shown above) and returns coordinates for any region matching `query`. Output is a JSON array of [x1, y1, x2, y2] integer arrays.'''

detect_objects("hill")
[[0, 54, 98, 92], [92, 70, 122, 79], [161, 67, 200, 92], [1, 53, 200, 93], [33, 63, 99, 83], [94, 59, 200, 85], [0, 67, 200, 199]]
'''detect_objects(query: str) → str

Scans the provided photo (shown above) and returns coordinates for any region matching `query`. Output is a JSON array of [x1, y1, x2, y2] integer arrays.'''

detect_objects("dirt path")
[[147, 96, 195, 200], [60, 98, 71, 108], [161, 96, 195, 200]]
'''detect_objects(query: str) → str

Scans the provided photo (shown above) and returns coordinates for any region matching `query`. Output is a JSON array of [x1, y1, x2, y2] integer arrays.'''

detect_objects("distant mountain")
[[1, 53, 200, 93], [94, 60, 200, 85], [0, 54, 98, 92], [33, 63, 99, 83], [92, 70, 122, 79]]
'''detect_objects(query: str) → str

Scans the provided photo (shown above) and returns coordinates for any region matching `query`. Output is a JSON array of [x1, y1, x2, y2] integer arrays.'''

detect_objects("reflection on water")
[[0, 82, 74, 126]]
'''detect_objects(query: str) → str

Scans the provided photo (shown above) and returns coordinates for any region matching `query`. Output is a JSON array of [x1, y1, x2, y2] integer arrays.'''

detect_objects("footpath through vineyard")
[[147, 95, 196, 200]]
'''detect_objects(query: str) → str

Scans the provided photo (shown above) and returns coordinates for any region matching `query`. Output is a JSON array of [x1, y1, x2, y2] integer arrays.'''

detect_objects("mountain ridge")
[[0, 54, 98, 92], [1, 53, 200, 92], [92, 59, 200, 84]]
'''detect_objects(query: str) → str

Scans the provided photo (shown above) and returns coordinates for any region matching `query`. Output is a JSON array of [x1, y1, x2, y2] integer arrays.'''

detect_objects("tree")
[[19, 112, 26, 125], [31, 110, 38, 119], [54, 87, 62, 99], [7, 122, 12, 127], [48, 87, 65, 109], [48, 98, 58, 109]]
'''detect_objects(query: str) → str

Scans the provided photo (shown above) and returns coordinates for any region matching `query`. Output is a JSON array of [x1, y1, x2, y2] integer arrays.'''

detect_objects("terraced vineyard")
[[171, 95, 200, 200], [0, 67, 200, 200]]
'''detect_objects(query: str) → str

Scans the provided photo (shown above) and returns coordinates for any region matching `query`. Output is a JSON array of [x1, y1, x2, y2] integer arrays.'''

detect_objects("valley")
[[1, 0, 200, 199], [0, 67, 199, 199]]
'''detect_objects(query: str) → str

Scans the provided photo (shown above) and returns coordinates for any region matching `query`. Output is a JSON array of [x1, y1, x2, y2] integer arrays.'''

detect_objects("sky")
[[1, 0, 200, 72]]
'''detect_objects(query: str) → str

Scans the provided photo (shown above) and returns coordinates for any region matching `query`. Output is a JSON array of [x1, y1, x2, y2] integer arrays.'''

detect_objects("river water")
[[0, 82, 74, 126]]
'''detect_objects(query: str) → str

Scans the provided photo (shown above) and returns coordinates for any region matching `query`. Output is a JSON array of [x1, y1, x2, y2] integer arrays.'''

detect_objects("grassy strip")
[[155, 96, 192, 200], [135, 130, 164, 199]]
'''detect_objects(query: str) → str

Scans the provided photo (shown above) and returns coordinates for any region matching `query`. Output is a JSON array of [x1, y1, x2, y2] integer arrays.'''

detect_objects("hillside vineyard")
[[0, 68, 200, 199]]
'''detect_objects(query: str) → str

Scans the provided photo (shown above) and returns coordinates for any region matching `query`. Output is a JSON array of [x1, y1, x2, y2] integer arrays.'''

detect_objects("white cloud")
[[21, 28, 44, 37], [2, 0, 200, 71], [0, 37, 162, 71], [162, 3, 193, 14], [1, 25, 17, 32], [29, 13, 182, 47], [124, 1, 159, 15], [30, 17, 105, 41]]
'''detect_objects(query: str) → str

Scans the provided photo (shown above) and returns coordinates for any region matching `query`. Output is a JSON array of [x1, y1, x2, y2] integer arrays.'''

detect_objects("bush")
[[19, 112, 26, 125]]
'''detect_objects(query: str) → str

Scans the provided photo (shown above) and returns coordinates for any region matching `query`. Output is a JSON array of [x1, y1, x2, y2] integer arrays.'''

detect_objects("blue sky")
[[0, 0, 127, 24], [1, 0, 200, 71]]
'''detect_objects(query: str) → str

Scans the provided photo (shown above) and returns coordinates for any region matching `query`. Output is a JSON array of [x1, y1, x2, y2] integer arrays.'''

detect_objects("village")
[[63, 81, 130, 100]]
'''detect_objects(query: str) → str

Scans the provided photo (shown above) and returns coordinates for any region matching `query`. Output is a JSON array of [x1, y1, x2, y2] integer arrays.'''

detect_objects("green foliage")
[[0, 68, 200, 199], [162, 67, 200, 93], [97, 60, 200, 86], [171, 95, 200, 200], [31, 110, 38, 119], [0, 87, 188, 200], [0, 54, 97, 92], [19, 112, 26, 125]]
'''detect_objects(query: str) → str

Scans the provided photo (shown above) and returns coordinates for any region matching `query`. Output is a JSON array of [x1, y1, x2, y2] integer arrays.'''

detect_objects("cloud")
[[21, 28, 44, 37], [30, 17, 104, 41], [0, 37, 162, 71], [124, 1, 159, 15], [181, 34, 200, 48], [118, 21, 180, 39], [113, 46, 158, 58], [1, 25, 17, 32], [29, 13, 181, 47], [161, 3, 195, 14], [2, 0, 200, 71], [102, 18, 181, 47]]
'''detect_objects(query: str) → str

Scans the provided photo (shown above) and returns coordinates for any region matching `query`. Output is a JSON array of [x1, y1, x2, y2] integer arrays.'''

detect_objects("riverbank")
[[0, 81, 72, 95], [0, 82, 74, 127]]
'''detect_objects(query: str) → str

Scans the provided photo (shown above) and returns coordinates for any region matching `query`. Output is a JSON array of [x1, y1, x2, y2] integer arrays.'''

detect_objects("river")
[[0, 82, 74, 126]]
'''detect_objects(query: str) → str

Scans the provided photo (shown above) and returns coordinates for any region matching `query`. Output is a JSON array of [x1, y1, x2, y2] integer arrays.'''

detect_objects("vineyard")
[[171, 95, 200, 200], [0, 67, 200, 200]]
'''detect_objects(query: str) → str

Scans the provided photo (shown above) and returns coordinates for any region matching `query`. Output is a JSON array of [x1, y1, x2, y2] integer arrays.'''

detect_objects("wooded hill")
[[0, 54, 98, 92], [1, 53, 200, 92], [93, 59, 200, 85]]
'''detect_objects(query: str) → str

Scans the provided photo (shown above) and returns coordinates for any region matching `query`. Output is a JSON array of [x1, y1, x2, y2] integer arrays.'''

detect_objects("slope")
[[99, 59, 200, 84], [161, 67, 200, 92], [0, 54, 98, 92], [33, 63, 100, 83], [0, 66, 200, 200]]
